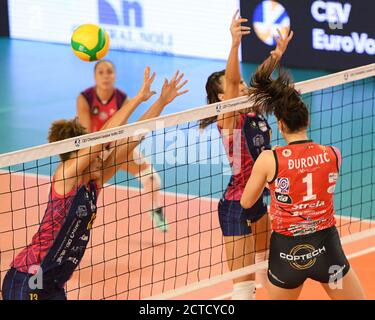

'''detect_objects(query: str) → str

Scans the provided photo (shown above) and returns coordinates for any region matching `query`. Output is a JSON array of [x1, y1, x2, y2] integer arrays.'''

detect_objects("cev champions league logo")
[[253, 1, 291, 46]]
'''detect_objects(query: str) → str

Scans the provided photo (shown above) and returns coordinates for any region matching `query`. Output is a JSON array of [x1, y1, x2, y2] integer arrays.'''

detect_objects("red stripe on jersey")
[[269, 141, 340, 236], [11, 181, 78, 273], [11, 181, 100, 274]]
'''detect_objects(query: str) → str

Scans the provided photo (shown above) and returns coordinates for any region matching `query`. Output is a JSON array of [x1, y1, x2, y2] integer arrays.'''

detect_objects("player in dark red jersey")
[[200, 11, 293, 299], [78, 61, 129, 133], [240, 59, 365, 299], [77, 60, 172, 232], [2, 67, 188, 300]]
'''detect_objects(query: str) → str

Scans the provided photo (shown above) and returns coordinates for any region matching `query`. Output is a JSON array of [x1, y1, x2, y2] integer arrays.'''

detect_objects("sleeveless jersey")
[[219, 113, 271, 200], [269, 140, 341, 236], [12, 181, 98, 288], [81, 87, 127, 132]]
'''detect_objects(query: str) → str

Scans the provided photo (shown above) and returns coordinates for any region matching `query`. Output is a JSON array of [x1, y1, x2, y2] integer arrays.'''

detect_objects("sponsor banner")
[[240, 0, 374, 70], [8, 0, 239, 60]]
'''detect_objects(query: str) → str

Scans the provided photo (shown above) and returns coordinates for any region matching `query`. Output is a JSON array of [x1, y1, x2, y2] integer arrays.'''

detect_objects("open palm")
[[160, 70, 189, 105]]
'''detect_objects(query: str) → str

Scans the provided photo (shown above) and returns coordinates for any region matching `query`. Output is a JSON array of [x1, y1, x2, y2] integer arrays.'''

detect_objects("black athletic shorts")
[[268, 226, 350, 289]]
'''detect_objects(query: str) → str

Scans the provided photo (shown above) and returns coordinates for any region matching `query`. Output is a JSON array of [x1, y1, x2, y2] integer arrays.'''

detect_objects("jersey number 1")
[[302, 173, 317, 201]]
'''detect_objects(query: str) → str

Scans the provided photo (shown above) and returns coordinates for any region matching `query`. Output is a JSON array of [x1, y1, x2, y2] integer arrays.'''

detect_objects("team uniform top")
[[269, 140, 341, 237], [12, 181, 98, 288], [81, 87, 127, 132], [218, 112, 271, 201]]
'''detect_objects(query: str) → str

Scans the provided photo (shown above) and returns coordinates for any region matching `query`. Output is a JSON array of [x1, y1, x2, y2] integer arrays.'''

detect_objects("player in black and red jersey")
[[240, 58, 365, 300]]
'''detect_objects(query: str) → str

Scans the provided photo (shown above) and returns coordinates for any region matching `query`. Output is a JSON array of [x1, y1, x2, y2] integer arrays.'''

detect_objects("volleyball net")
[[0, 63, 374, 300]]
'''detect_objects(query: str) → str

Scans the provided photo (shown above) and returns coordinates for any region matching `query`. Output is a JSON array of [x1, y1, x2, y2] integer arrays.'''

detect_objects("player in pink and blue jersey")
[[2, 67, 188, 300], [200, 11, 293, 299]]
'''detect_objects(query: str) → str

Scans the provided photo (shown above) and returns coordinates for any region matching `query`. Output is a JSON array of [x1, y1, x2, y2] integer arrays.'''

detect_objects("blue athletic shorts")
[[218, 196, 267, 236], [2, 268, 67, 300]]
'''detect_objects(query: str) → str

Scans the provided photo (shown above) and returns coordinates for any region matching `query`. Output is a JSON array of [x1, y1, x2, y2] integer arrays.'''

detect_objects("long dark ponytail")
[[248, 60, 309, 133], [199, 70, 225, 130]]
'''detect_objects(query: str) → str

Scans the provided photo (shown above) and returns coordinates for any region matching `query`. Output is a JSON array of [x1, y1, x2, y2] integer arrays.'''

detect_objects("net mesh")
[[0, 64, 374, 300]]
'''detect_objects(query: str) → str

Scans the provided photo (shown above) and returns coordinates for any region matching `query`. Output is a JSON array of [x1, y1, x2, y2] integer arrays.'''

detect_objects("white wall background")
[[9, 0, 240, 60]]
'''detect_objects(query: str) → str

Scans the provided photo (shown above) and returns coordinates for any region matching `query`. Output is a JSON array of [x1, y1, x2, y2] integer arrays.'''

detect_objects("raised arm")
[[77, 95, 92, 133], [100, 66, 156, 131], [99, 71, 189, 184], [225, 10, 249, 99], [120, 96, 130, 109], [249, 29, 294, 115], [218, 10, 250, 133], [253, 29, 294, 82], [138, 70, 188, 122], [59, 66, 157, 181]]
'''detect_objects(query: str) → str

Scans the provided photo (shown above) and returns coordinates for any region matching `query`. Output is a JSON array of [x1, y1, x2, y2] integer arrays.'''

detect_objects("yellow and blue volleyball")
[[71, 24, 110, 62]]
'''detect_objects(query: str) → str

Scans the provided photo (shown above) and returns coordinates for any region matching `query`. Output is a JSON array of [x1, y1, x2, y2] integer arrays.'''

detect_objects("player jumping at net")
[[77, 60, 168, 232], [240, 56, 365, 300], [1, 67, 188, 300], [200, 10, 293, 299]]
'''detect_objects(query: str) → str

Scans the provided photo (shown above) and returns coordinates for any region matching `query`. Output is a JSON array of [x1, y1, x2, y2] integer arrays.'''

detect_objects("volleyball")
[[71, 24, 110, 62]]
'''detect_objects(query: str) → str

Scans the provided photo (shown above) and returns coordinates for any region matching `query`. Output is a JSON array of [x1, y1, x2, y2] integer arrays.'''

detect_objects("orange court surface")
[[1, 172, 374, 300]]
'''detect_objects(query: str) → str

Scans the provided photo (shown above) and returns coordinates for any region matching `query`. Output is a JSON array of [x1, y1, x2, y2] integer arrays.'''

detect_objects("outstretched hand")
[[270, 28, 294, 60], [137, 66, 157, 102], [159, 70, 189, 105], [230, 9, 251, 47]]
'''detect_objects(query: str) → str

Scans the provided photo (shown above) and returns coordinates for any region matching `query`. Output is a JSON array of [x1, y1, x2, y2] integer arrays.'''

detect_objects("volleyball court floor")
[[1, 173, 374, 300]]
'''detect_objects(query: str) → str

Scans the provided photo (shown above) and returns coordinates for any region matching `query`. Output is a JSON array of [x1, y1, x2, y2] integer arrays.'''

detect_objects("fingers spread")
[[149, 71, 156, 83], [232, 17, 248, 28], [237, 17, 248, 24], [171, 70, 180, 83], [144, 66, 150, 80], [176, 79, 188, 90], [177, 89, 189, 97], [232, 9, 240, 21], [176, 72, 185, 85]]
